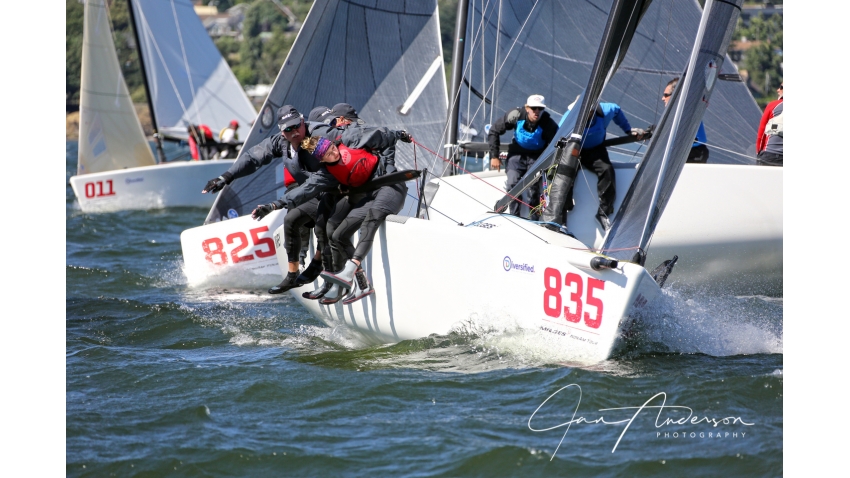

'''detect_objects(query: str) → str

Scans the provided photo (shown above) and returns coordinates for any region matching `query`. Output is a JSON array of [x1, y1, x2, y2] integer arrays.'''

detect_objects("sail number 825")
[[201, 226, 275, 265], [543, 267, 604, 328]]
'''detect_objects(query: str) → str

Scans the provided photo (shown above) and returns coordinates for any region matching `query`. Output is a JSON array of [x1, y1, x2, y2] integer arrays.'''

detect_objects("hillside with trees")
[[66, 0, 782, 137]]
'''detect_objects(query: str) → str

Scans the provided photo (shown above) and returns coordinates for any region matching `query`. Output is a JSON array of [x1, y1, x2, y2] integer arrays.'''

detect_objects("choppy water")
[[66, 141, 782, 476]]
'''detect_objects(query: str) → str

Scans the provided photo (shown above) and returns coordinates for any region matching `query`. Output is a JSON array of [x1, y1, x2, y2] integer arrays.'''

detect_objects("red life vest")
[[325, 144, 378, 187], [283, 166, 296, 187]]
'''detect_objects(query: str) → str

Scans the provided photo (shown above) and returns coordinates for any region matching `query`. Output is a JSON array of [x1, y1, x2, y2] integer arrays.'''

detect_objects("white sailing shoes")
[[320, 260, 358, 288], [342, 269, 374, 305], [318, 260, 374, 305]]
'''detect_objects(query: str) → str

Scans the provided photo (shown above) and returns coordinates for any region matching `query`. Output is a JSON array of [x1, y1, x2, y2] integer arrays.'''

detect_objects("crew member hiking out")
[[252, 126, 412, 305], [201, 105, 334, 295], [488, 94, 559, 220]]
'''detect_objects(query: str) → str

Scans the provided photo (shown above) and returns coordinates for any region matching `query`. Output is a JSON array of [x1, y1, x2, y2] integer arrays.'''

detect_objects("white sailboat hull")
[[282, 215, 660, 364], [427, 164, 782, 295], [70, 160, 235, 213], [180, 210, 288, 287]]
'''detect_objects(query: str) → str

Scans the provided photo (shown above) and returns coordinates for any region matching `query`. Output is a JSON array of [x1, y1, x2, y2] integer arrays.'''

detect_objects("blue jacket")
[[566, 102, 633, 149], [694, 122, 707, 148]]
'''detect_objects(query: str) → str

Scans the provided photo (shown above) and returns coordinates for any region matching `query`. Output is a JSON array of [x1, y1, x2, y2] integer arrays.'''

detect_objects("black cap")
[[308, 106, 333, 123], [330, 103, 361, 122], [277, 105, 302, 129]]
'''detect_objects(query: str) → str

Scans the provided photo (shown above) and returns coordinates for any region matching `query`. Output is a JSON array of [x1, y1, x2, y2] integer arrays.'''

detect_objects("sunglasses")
[[528, 106, 545, 112], [282, 121, 301, 133], [662, 92, 673, 98], [778, 84, 783, 90]]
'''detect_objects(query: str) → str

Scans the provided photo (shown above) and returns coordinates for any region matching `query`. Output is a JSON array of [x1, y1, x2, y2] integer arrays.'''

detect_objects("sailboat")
[[425, 0, 782, 295], [70, 0, 257, 213], [279, 0, 745, 364], [180, 0, 449, 285]]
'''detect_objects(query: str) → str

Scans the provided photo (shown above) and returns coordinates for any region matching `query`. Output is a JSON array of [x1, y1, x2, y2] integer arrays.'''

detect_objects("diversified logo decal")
[[503, 256, 534, 273]]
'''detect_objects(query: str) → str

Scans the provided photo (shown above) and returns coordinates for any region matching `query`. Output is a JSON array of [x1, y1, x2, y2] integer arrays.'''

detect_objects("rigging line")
[[405, 188, 460, 224], [133, 7, 192, 124], [412, 138, 533, 209], [169, 0, 200, 126], [489, 0, 502, 129], [461, 0, 541, 147]]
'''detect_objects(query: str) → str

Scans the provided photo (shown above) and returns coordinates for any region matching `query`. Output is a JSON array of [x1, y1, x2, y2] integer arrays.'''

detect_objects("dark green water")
[[66, 141, 782, 476]]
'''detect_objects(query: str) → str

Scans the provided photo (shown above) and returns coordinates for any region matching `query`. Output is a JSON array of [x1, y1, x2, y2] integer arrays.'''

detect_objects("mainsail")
[[78, 0, 155, 175], [129, 0, 257, 141], [205, 0, 448, 224], [455, 0, 758, 173], [602, 0, 744, 264]]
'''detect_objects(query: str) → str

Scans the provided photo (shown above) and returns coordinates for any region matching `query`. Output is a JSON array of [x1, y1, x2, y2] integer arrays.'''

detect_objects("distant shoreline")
[[66, 104, 154, 140]]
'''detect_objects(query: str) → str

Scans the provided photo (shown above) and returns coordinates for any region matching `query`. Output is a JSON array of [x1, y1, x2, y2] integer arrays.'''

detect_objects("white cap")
[[526, 94, 546, 108]]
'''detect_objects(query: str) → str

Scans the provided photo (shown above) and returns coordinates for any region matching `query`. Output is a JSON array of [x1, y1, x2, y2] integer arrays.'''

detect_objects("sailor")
[[663, 78, 709, 163], [541, 99, 645, 231], [287, 106, 336, 267], [487, 94, 559, 220], [188, 123, 217, 160], [218, 119, 241, 159], [755, 83, 783, 166], [201, 105, 331, 295], [252, 126, 412, 305], [297, 103, 372, 300]]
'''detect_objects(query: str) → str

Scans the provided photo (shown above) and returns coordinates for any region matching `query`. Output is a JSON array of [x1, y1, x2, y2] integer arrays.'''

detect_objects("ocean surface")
[[65, 140, 783, 476]]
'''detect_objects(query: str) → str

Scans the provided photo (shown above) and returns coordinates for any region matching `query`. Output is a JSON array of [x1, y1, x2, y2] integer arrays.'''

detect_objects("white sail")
[[78, 0, 155, 175], [130, 0, 257, 140]]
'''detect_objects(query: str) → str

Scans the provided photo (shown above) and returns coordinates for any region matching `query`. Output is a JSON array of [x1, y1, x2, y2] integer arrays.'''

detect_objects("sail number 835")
[[543, 267, 604, 328]]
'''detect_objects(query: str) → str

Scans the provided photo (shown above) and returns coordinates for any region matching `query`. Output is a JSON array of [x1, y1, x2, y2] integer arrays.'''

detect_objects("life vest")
[[765, 104, 783, 137], [514, 119, 545, 150], [325, 144, 379, 187], [283, 166, 296, 187]]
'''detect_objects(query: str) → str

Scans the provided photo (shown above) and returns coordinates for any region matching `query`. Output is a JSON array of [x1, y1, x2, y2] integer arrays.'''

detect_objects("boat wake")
[[625, 286, 783, 357]]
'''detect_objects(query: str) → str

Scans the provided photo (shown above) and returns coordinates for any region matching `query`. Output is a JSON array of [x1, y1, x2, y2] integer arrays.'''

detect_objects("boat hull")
[[180, 210, 287, 287], [426, 164, 782, 295], [70, 160, 235, 213], [286, 215, 661, 364]]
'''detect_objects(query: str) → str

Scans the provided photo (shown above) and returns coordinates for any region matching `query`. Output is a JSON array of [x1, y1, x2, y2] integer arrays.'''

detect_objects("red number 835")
[[542, 267, 604, 329]]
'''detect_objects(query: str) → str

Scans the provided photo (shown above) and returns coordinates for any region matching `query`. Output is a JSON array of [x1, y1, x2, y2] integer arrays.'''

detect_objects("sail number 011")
[[543, 267, 604, 328], [201, 226, 275, 265], [83, 180, 116, 198]]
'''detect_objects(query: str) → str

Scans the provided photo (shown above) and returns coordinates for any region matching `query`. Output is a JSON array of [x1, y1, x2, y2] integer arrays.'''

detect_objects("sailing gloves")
[[397, 130, 413, 143], [252, 202, 279, 221], [202, 171, 234, 193], [630, 128, 646, 141]]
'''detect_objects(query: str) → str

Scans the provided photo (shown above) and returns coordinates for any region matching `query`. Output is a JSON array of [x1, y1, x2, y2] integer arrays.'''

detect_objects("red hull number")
[[201, 226, 276, 265], [84, 180, 116, 198], [543, 267, 604, 329]]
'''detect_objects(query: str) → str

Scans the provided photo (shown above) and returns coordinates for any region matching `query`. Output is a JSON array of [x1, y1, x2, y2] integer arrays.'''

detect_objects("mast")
[[446, 0, 470, 171], [126, 0, 166, 163]]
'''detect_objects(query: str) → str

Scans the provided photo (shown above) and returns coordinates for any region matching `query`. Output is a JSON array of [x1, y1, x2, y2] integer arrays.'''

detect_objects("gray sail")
[[129, 0, 257, 141], [601, 0, 744, 264], [205, 0, 447, 224], [490, 0, 652, 214], [457, 0, 758, 170]]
